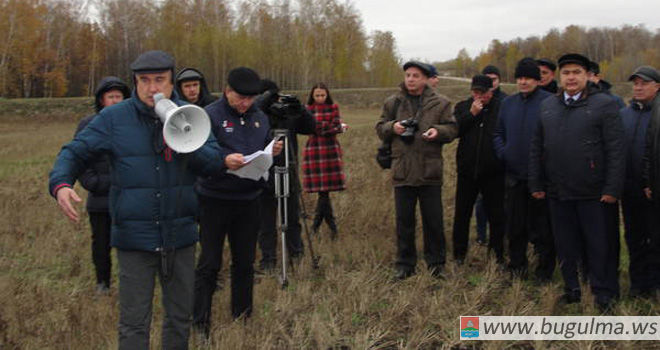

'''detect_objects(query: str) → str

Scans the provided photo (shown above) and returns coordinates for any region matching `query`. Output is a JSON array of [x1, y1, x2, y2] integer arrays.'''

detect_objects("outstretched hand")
[[56, 187, 82, 222]]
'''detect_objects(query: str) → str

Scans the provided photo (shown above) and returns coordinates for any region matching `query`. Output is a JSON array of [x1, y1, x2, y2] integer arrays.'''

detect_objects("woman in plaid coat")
[[302, 83, 346, 239]]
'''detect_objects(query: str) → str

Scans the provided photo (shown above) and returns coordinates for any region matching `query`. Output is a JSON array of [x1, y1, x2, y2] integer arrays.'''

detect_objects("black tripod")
[[272, 129, 320, 289]]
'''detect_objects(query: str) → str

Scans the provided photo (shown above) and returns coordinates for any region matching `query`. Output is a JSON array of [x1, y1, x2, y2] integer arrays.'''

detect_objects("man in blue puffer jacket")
[[493, 58, 555, 281], [620, 66, 660, 298], [49, 50, 227, 350]]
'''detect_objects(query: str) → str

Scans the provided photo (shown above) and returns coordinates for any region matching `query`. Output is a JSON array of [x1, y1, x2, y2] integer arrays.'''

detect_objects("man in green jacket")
[[376, 61, 458, 280]]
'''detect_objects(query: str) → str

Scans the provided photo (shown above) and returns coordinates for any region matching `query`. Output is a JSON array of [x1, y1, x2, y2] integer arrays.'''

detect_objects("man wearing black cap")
[[482, 65, 508, 101], [376, 61, 458, 280], [588, 61, 625, 108], [620, 66, 660, 298], [175, 67, 218, 107], [537, 58, 558, 94], [451, 75, 506, 265], [49, 50, 227, 349], [193, 67, 283, 334], [529, 53, 625, 311], [493, 57, 555, 281]]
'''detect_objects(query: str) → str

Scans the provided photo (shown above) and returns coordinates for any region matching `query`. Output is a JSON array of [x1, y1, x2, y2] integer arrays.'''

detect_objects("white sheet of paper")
[[226, 139, 275, 181]]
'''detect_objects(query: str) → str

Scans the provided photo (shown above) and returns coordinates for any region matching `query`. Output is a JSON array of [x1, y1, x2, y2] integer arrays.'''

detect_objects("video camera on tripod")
[[266, 93, 306, 121]]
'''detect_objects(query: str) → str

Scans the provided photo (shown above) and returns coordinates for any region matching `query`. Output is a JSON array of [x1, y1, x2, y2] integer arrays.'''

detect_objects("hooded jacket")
[[529, 86, 625, 200], [493, 87, 552, 181], [175, 67, 218, 107], [75, 77, 131, 212], [50, 90, 226, 251], [376, 84, 457, 187], [454, 95, 504, 178]]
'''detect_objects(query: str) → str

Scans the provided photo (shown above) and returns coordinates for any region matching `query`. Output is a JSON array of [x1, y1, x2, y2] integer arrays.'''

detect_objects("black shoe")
[[596, 295, 615, 313], [454, 256, 465, 266], [393, 268, 415, 281], [476, 238, 487, 246], [95, 282, 110, 295], [558, 290, 581, 305]]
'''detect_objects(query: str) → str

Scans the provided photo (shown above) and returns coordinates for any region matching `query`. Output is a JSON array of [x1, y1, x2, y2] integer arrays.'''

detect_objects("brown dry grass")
[[0, 85, 658, 350]]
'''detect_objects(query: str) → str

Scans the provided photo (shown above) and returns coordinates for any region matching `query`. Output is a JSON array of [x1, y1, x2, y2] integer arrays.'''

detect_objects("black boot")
[[322, 193, 338, 239], [312, 194, 324, 232]]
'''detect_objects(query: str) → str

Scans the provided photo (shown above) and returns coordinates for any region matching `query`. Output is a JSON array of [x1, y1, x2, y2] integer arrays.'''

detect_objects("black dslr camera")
[[269, 94, 304, 120], [399, 118, 419, 143]]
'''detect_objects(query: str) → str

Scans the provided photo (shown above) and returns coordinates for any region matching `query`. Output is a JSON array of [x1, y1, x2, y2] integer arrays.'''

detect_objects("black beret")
[[515, 57, 540, 80], [536, 58, 556, 71], [628, 66, 660, 83], [481, 65, 501, 77], [403, 61, 432, 77], [588, 61, 600, 74], [176, 68, 203, 83], [227, 67, 262, 95], [130, 50, 175, 74], [471, 75, 493, 92], [558, 53, 590, 70]]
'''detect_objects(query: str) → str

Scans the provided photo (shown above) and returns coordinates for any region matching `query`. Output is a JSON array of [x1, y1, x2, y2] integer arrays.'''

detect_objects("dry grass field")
[[1, 82, 659, 349]]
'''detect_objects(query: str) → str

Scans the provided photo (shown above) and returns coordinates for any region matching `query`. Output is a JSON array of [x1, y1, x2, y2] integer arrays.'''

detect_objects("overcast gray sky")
[[352, 0, 660, 62]]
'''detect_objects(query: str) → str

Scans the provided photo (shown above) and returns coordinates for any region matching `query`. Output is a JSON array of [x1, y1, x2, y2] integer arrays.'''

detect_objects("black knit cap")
[[536, 58, 556, 71], [471, 75, 493, 92], [403, 61, 432, 77], [558, 53, 590, 70], [481, 65, 501, 77], [515, 57, 541, 80], [227, 67, 262, 96], [588, 61, 600, 74], [628, 66, 660, 83], [130, 50, 175, 74]]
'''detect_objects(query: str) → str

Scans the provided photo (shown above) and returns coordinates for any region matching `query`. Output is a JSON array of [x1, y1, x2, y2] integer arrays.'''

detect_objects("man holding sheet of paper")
[[192, 67, 282, 336]]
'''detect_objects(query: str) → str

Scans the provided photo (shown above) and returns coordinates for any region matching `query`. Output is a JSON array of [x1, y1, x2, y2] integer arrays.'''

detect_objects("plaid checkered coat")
[[302, 103, 346, 192]]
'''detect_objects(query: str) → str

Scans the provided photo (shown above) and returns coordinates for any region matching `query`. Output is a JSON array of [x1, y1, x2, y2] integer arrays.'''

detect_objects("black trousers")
[[258, 189, 303, 268], [193, 195, 260, 327], [394, 185, 446, 271], [548, 199, 619, 299], [452, 173, 505, 261], [89, 211, 112, 286], [504, 179, 555, 278], [622, 195, 655, 293]]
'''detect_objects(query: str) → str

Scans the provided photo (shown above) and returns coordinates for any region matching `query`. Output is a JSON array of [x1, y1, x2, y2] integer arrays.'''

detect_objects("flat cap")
[[628, 66, 660, 83], [536, 58, 556, 71], [471, 75, 493, 92], [481, 65, 501, 77], [558, 53, 590, 70], [130, 50, 175, 73], [227, 67, 262, 95], [176, 68, 203, 83], [588, 61, 600, 74], [428, 64, 439, 77], [403, 61, 432, 77]]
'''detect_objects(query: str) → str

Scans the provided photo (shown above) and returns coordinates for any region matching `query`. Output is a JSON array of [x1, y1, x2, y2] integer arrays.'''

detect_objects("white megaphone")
[[153, 93, 211, 153]]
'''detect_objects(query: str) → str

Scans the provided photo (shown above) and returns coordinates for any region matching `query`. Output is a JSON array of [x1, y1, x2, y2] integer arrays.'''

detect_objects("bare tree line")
[[0, 0, 401, 98], [443, 25, 660, 82]]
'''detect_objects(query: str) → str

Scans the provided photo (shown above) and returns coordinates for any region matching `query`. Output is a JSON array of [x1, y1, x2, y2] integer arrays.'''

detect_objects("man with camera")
[[256, 79, 316, 271], [376, 61, 458, 280]]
